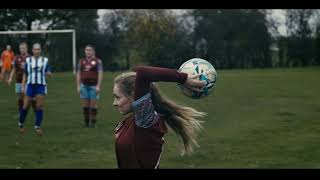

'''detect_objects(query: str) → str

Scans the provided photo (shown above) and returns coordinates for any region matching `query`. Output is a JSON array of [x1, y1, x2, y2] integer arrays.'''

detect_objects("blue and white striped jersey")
[[24, 56, 51, 85]]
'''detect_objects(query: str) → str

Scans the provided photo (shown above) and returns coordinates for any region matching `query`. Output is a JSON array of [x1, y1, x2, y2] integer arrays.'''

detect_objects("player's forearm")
[[76, 72, 81, 87], [132, 66, 188, 100], [97, 71, 103, 87], [22, 74, 26, 86], [134, 66, 188, 84], [9, 68, 15, 80]]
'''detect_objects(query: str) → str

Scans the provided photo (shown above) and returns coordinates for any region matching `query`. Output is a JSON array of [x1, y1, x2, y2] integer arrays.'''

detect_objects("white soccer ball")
[[178, 58, 217, 99]]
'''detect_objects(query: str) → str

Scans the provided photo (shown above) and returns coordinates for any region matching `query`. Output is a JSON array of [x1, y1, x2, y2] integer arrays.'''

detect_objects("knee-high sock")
[[18, 99, 24, 113], [90, 108, 97, 124], [35, 108, 43, 128], [83, 107, 90, 125], [19, 108, 28, 127]]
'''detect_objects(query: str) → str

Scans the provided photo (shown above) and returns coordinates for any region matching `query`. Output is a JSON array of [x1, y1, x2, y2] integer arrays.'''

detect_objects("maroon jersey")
[[78, 57, 103, 86], [14, 54, 29, 83], [115, 66, 188, 169]]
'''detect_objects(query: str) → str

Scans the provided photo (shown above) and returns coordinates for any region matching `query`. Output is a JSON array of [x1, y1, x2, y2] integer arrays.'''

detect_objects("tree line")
[[0, 9, 319, 71]]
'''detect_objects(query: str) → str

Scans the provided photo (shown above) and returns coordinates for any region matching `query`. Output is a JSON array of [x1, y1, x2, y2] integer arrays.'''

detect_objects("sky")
[[269, 9, 286, 36]]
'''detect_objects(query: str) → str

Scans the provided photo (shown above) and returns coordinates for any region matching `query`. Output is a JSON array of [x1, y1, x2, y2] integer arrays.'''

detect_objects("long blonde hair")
[[114, 72, 206, 155]]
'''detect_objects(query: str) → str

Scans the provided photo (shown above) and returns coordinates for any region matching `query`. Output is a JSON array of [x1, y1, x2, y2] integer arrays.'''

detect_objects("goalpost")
[[0, 29, 77, 74]]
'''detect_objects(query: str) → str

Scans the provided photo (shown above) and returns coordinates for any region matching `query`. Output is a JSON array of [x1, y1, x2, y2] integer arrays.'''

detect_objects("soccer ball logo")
[[178, 58, 217, 99]]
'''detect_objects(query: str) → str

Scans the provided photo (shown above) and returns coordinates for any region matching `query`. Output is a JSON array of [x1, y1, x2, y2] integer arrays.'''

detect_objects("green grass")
[[0, 67, 320, 168]]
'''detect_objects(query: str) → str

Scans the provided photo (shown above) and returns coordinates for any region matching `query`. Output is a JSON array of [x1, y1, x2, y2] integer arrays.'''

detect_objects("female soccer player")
[[8, 42, 36, 117], [76, 45, 103, 128], [113, 65, 206, 168], [1, 44, 15, 82], [19, 43, 52, 135]]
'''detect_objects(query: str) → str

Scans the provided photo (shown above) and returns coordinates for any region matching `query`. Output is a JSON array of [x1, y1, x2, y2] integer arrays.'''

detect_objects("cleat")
[[35, 128, 43, 136], [19, 127, 25, 134]]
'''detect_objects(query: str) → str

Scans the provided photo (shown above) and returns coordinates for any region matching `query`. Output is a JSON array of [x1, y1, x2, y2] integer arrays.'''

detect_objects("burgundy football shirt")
[[115, 66, 188, 169]]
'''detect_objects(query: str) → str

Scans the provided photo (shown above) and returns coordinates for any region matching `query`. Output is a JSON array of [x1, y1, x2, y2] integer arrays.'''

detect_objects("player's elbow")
[[133, 65, 147, 73]]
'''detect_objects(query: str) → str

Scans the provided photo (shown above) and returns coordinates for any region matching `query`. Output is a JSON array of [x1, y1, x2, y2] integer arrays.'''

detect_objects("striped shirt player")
[[19, 43, 51, 135], [114, 66, 189, 168], [24, 56, 50, 86]]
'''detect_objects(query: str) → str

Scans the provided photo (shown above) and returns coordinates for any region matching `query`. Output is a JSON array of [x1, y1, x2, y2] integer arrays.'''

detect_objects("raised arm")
[[131, 66, 206, 129], [133, 66, 188, 100]]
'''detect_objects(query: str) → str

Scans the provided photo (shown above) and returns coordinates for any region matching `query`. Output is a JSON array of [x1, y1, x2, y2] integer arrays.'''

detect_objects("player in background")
[[1, 45, 15, 82], [76, 45, 103, 128], [8, 42, 36, 118], [19, 43, 52, 136]]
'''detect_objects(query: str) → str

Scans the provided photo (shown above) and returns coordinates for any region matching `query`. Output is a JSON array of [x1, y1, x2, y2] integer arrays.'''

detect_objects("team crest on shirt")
[[84, 65, 91, 71]]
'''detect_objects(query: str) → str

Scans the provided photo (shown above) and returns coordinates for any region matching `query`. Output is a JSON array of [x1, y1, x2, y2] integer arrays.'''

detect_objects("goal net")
[[0, 29, 76, 74]]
